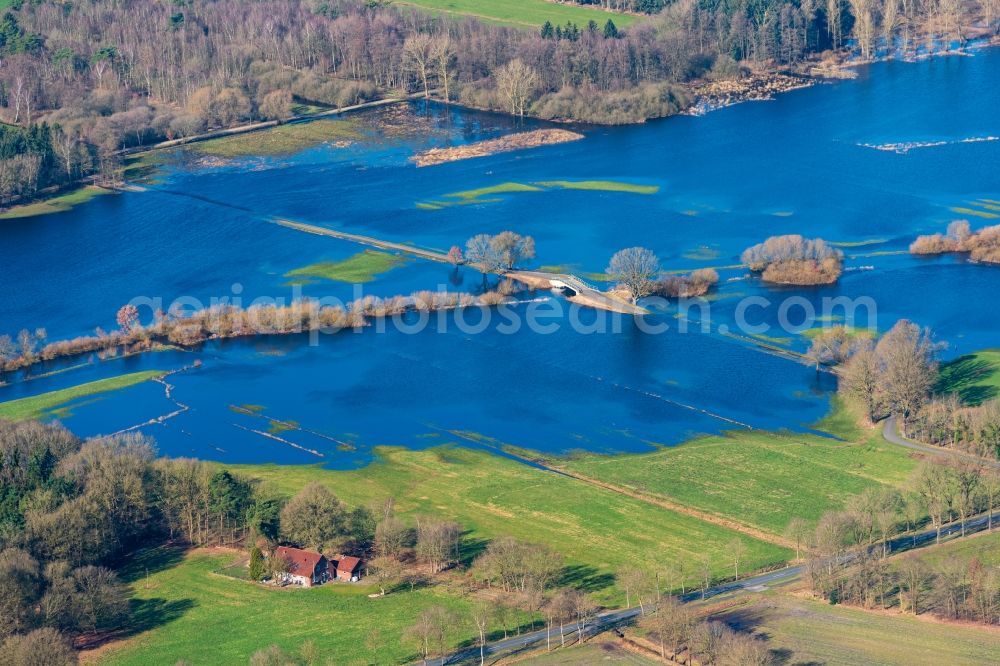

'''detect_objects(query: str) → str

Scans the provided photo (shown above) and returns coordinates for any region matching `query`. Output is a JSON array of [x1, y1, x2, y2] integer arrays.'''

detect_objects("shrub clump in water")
[[655, 268, 720, 297], [741, 235, 843, 285], [911, 220, 1000, 264]]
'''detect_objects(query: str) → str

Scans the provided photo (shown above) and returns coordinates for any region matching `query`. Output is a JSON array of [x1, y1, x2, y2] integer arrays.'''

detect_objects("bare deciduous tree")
[[784, 517, 811, 560], [876, 320, 939, 423], [431, 37, 455, 102], [415, 517, 461, 574], [728, 538, 748, 581], [367, 555, 402, 596], [607, 247, 660, 303], [494, 59, 539, 117], [403, 34, 434, 99], [470, 602, 491, 665], [840, 341, 883, 422], [641, 595, 693, 660]]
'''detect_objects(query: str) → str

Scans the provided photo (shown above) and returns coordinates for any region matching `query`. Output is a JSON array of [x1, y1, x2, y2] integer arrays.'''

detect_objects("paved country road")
[[423, 507, 1000, 665], [882, 415, 1000, 470]]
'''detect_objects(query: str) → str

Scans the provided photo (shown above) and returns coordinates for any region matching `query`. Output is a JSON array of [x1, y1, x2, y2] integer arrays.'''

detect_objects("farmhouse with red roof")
[[273, 546, 330, 588], [270, 546, 363, 587]]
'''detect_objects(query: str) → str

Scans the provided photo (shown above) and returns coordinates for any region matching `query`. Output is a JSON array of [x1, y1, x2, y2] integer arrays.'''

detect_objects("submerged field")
[[231, 446, 791, 602], [417, 179, 659, 209], [0, 186, 107, 220], [0, 370, 163, 421], [192, 119, 361, 158], [395, 0, 639, 29], [284, 250, 408, 284]]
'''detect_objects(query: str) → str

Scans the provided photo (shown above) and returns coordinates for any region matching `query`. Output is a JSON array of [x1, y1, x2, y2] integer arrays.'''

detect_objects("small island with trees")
[[742, 234, 845, 285], [911, 220, 1000, 264]]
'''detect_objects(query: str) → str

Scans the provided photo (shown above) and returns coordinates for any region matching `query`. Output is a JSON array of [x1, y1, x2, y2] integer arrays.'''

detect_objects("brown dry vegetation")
[[761, 257, 843, 285], [742, 235, 844, 285], [655, 268, 719, 298], [0, 291, 488, 376], [411, 129, 583, 167], [911, 221, 1000, 264]]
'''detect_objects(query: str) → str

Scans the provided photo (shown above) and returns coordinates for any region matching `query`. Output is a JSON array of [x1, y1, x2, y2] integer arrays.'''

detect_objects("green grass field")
[[97, 547, 491, 666], [712, 593, 1000, 665], [231, 446, 791, 603], [0, 370, 164, 421], [936, 349, 1000, 405], [193, 119, 361, 158], [395, 0, 639, 29], [551, 425, 917, 536], [283, 250, 407, 284], [813, 396, 866, 441], [894, 529, 1000, 569], [0, 186, 108, 220]]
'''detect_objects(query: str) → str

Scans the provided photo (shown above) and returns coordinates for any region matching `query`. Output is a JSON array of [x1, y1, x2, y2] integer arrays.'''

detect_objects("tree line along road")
[[423, 506, 1000, 665]]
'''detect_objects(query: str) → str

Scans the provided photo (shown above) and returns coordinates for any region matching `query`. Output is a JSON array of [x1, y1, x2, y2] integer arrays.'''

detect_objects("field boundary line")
[[548, 466, 795, 548]]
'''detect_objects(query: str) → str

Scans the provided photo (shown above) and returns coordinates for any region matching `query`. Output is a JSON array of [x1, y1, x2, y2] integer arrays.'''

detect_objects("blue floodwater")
[[1, 49, 999, 465]]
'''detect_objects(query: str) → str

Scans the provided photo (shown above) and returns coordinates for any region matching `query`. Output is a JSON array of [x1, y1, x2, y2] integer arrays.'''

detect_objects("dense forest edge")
[[1, 0, 999, 210]]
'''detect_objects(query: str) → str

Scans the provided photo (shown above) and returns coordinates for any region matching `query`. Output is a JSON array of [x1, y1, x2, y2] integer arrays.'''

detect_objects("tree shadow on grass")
[[390, 574, 433, 594], [116, 545, 187, 584], [125, 597, 197, 637], [458, 534, 489, 568], [555, 564, 615, 593], [717, 606, 823, 666], [716, 604, 772, 633], [769, 648, 823, 666], [76, 597, 196, 651], [935, 355, 999, 405]]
